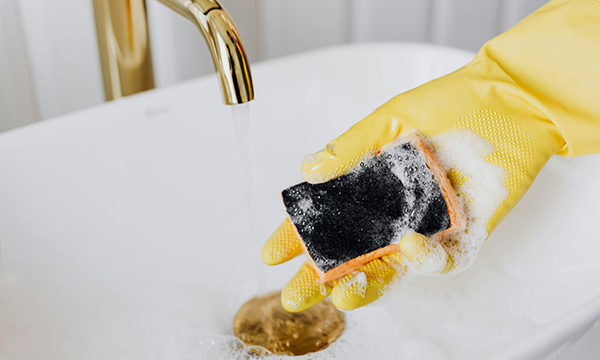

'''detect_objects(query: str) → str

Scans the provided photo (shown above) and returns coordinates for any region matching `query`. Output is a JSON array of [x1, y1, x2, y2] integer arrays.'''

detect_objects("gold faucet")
[[92, 0, 254, 105]]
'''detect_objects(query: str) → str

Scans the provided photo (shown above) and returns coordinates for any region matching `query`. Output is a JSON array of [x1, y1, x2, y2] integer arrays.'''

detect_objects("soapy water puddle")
[[213, 116, 600, 359]]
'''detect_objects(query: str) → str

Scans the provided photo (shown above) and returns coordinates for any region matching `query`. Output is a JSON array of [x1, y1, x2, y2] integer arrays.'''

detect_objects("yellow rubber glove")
[[263, 0, 600, 312]]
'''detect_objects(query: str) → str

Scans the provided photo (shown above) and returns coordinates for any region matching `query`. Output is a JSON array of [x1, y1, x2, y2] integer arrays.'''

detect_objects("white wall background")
[[1, 0, 549, 132]]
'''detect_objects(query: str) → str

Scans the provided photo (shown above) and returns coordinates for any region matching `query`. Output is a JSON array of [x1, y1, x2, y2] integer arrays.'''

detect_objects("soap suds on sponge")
[[282, 137, 455, 281], [428, 129, 509, 272]]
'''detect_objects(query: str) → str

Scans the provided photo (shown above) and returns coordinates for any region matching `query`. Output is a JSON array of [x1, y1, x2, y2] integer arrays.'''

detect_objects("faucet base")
[[93, 0, 155, 101]]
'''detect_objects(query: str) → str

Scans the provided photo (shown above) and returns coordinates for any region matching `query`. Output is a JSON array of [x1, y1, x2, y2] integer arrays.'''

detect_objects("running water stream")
[[229, 103, 346, 356], [230, 103, 265, 293]]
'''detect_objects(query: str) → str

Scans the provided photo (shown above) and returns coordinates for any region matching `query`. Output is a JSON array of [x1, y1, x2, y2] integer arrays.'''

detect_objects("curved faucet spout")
[[157, 0, 254, 105]]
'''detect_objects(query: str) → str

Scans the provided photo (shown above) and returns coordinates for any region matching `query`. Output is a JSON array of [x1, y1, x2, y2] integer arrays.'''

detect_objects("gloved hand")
[[262, 0, 600, 312]]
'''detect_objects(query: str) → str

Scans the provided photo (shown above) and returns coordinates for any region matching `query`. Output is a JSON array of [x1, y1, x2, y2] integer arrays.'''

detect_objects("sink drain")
[[233, 291, 345, 356]]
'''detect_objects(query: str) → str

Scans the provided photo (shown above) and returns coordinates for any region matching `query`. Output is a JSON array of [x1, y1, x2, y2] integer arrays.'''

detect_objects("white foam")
[[356, 129, 506, 274], [387, 140, 439, 227], [403, 230, 449, 275], [428, 129, 509, 272], [337, 271, 368, 299], [193, 307, 441, 360], [297, 198, 321, 219], [378, 129, 509, 287]]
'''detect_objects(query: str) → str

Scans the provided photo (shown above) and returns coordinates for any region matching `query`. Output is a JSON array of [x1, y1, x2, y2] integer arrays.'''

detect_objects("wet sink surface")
[[1, 43, 598, 359]]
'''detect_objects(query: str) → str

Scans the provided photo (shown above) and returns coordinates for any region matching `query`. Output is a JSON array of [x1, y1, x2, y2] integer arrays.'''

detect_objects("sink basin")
[[1, 43, 599, 359]]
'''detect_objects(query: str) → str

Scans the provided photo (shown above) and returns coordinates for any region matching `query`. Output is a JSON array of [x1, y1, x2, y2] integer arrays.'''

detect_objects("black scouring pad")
[[282, 135, 464, 282]]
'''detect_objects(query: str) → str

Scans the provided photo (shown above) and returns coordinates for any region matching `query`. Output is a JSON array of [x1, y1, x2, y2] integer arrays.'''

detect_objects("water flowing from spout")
[[230, 103, 265, 293]]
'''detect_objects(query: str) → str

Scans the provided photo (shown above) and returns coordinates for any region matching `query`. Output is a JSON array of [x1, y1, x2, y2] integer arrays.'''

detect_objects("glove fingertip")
[[281, 263, 330, 312], [262, 219, 303, 265], [399, 230, 449, 274]]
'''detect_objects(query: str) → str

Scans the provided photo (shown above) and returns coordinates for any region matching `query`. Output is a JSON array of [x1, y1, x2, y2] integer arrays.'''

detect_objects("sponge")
[[282, 133, 465, 283]]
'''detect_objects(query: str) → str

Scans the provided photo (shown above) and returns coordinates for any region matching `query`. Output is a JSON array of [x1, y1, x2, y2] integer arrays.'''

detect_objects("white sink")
[[1, 43, 599, 359]]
